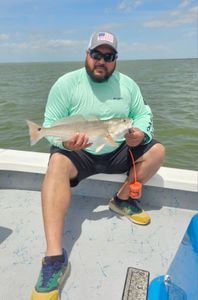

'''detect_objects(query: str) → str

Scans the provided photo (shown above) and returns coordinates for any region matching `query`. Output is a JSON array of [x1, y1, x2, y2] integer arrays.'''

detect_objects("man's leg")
[[31, 152, 78, 297], [117, 143, 165, 199], [109, 143, 165, 225], [42, 152, 78, 256]]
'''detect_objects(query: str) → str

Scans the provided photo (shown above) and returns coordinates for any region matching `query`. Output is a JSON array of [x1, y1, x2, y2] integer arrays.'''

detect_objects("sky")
[[0, 0, 197, 62]]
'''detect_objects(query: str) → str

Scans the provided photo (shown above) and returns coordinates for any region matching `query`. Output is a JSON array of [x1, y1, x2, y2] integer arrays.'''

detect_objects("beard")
[[85, 59, 116, 83]]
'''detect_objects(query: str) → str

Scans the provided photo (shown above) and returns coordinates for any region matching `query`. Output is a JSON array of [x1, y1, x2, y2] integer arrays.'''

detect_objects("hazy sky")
[[0, 0, 197, 62]]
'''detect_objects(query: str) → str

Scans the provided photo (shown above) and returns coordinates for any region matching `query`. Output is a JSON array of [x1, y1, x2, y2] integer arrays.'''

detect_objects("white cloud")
[[46, 39, 83, 48], [0, 38, 86, 52], [183, 27, 198, 38], [97, 23, 125, 31], [178, 0, 191, 9], [0, 33, 9, 41], [144, 3, 198, 28], [0, 42, 29, 49], [117, 0, 143, 12], [120, 41, 169, 53]]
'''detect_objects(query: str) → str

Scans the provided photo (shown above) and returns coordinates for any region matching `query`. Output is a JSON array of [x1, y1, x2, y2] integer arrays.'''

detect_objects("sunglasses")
[[89, 49, 118, 62]]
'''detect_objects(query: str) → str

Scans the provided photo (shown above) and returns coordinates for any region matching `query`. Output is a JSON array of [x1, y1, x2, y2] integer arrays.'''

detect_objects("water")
[[0, 59, 197, 171]]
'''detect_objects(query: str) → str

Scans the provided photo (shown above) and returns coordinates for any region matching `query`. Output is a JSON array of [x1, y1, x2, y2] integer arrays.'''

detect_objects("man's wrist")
[[141, 133, 149, 144], [62, 142, 72, 151]]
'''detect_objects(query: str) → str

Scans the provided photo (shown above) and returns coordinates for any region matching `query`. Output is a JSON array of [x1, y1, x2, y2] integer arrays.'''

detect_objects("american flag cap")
[[88, 31, 118, 53]]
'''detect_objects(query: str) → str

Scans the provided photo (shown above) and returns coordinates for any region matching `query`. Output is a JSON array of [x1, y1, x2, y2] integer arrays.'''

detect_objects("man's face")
[[85, 45, 117, 83]]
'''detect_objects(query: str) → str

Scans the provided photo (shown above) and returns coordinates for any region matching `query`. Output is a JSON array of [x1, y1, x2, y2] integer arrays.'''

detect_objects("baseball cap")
[[88, 31, 118, 53]]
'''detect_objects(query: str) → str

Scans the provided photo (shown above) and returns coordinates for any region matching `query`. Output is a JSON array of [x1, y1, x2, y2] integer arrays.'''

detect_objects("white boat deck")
[[0, 149, 198, 300]]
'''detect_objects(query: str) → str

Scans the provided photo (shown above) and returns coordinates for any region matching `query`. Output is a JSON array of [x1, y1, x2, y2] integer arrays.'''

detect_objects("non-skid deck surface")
[[0, 189, 196, 300]]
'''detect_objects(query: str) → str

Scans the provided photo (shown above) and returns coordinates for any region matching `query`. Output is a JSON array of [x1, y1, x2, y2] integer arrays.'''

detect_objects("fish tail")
[[26, 120, 43, 145]]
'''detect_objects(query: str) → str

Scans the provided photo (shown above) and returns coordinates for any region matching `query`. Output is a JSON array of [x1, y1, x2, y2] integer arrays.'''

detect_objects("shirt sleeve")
[[42, 78, 71, 149], [129, 83, 154, 144]]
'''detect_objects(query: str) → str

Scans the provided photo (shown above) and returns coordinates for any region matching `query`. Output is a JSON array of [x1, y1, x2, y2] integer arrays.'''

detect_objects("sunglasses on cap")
[[88, 49, 118, 62]]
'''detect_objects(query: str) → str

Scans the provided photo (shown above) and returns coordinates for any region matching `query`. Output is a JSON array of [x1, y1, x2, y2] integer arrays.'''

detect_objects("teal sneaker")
[[35, 249, 70, 293], [109, 195, 151, 225]]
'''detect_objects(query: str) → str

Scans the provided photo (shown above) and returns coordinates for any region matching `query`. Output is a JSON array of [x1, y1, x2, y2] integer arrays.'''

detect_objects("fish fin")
[[51, 115, 101, 126], [105, 134, 117, 146], [26, 120, 42, 145], [84, 115, 100, 121], [95, 144, 105, 153], [52, 115, 86, 126]]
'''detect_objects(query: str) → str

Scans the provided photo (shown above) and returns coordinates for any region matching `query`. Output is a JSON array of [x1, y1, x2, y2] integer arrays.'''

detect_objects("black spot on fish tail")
[[38, 127, 42, 131]]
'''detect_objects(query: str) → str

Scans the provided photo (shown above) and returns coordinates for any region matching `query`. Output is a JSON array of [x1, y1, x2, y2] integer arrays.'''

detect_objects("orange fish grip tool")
[[128, 148, 142, 199]]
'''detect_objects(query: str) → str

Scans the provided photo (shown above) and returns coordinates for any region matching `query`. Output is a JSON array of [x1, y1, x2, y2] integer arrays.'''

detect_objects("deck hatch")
[[122, 267, 150, 300]]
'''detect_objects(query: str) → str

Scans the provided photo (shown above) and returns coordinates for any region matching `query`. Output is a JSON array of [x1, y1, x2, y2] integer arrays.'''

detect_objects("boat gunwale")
[[0, 148, 197, 192]]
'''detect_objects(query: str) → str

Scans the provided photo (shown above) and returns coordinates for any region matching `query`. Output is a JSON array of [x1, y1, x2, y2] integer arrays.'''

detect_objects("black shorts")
[[50, 139, 159, 187]]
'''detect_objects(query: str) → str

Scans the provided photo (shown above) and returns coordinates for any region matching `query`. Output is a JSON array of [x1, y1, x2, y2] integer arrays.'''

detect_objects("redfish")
[[27, 115, 132, 152]]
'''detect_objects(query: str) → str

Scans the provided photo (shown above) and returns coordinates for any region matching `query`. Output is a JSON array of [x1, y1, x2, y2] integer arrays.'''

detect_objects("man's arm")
[[43, 77, 92, 151], [128, 83, 154, 145], [125, 128, 145, 147], [42, 78, 71, 149]]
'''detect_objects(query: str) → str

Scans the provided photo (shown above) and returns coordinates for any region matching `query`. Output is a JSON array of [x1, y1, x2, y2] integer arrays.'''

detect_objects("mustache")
[[94, 64, 107, 71]]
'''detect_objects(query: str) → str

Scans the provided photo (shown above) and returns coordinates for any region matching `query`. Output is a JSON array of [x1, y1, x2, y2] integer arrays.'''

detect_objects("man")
[[31, 31, 165, 297]]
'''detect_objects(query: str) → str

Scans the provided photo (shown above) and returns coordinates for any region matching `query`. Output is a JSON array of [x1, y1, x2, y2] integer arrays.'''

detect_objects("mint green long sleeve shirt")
[[43, 67, 154, 154]]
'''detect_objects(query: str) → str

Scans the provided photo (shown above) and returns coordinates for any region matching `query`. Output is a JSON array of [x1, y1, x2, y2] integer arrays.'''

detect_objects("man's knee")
[[157, 143, 165, 160], [151, 143, 166, 165], [47, 152, 77, 178]]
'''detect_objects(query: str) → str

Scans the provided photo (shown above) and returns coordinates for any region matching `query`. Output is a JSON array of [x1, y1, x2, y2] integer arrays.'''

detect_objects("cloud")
[[144, 2, 198, 28], [178, 0, 191, 9], [97, 23, 126, 31], [46, 39, 85, 48], [0, 34, 9, 41], [183, 27, 198, 38], [0, 38, 86, 51], [117, 0, 143, 12], [0, 42, 30, 49], [120, 41, 169, 53]]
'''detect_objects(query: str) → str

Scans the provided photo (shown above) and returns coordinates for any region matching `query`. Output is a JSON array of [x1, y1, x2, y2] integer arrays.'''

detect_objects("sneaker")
[[34, 248, 70, 293], [109, 195, 151, 225]]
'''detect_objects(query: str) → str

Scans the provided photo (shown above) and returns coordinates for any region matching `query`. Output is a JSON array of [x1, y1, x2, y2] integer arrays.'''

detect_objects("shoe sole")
[[109, 200, 150, 226], [30, 289, 59, 300], [30, 262, 71, 300], [58, 262, 71, 294]]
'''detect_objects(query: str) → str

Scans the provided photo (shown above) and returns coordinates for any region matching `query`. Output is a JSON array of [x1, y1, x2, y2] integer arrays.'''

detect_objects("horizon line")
[[0, 57, 197, 64]]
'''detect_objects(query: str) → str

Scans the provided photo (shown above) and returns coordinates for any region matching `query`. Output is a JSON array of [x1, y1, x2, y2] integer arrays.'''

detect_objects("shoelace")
[[128, 197, 141, 204], [115, 196, 141, 214]]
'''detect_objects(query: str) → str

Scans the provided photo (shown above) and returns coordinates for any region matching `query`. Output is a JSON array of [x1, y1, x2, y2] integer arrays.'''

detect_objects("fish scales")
[[26, 115, 132, 153]]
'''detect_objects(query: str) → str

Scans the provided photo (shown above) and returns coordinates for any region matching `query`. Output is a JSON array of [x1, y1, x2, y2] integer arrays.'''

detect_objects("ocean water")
[[0, 59, 197, 171]]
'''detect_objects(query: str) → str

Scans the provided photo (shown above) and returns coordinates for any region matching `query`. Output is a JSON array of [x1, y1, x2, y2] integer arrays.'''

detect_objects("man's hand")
[[63, 132, 92, 151], [125, 128, 145, 147]]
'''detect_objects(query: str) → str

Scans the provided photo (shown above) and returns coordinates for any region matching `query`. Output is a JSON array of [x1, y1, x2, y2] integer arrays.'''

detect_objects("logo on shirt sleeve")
[[113, 97, 123, 100]]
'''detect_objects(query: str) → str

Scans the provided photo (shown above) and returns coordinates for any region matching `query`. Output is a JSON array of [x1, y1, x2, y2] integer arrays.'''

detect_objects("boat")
[[0, 148, 197, 300]]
